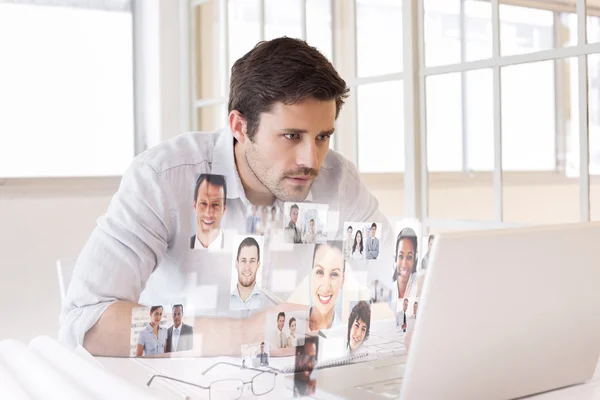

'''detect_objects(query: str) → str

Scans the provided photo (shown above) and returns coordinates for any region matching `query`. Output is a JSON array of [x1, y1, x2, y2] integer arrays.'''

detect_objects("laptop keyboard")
[[355, 377, 404, 399]]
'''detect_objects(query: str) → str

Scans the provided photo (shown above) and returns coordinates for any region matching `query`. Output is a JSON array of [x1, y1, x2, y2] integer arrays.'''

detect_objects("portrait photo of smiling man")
[[190, 174, 227, 250], [230, 236, 264, 311]]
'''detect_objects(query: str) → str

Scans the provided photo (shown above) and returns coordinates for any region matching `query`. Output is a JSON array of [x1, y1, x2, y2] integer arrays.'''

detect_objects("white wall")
[[0, 180, 117, 343]]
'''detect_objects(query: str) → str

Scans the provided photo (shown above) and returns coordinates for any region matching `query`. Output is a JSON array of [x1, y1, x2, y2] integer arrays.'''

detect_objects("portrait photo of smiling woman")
[[393, 223, 424, 300], [309, 241, 345, 332]]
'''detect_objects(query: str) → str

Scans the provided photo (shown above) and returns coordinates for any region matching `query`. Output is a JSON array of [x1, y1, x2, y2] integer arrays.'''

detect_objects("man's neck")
[[174, 322, 182, 329], [237, 282, 256, 301], [234, 140, 275, 205], [197, 228, 219, 248]]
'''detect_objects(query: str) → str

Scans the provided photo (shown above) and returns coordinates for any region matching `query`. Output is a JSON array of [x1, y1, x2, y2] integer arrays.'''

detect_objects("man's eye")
[[284, 133, 300, 140], [317, 134, 331, 142]]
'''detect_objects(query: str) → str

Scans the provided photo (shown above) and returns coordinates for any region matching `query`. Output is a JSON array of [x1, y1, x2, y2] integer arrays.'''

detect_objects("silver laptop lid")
[[401, 222, 600, 400]]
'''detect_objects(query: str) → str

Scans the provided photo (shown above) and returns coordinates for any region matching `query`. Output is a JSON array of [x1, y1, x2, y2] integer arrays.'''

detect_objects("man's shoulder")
[[137, 130, 222, 175]]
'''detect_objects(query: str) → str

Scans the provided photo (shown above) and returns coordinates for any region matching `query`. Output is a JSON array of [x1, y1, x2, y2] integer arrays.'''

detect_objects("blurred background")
[[1, 0, 599, 342]]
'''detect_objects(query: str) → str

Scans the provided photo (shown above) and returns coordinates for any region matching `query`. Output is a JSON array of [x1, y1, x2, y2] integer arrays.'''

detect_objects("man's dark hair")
[[290, 204, 299, 215], [150, 305, 163, 314], [261, 341, 265, 346], [194, 174, 227, 205], [172, 304, 183, 313], [347, 225, 353, 231], [229, 37, 349, 141], [347, 301, 371, 346], [277, 311, 286, 320], [236, 237, 260, 262], [371, 223, 377, 230]]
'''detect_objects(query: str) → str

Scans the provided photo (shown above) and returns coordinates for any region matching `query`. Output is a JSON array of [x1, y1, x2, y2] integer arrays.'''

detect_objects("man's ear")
[[229, 110, 248, 143]]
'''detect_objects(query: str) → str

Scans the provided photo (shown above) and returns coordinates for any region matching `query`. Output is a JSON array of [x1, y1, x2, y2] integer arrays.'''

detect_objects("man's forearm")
[[84, 301, 140, 357], [83, 301, 244, 357]]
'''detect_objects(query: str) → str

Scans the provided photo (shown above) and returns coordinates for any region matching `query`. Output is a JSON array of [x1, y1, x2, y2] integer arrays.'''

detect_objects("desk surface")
[[96, 355, 600, 400]]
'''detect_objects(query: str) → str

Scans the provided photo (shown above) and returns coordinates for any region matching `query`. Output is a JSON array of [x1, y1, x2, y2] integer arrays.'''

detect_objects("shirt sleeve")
[[59, 157, 173, 349], [136, 331, 146, 346]]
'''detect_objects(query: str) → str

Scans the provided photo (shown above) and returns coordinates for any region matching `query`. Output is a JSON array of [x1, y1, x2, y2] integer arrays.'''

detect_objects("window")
[[0, 0, 135, 177], [192, 0, 334, 147]]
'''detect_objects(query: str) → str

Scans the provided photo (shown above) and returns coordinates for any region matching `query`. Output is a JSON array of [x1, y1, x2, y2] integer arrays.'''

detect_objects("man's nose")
[[296, 140, 318, 170]]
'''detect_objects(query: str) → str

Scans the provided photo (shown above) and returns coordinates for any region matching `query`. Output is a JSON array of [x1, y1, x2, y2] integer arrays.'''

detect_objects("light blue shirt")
[[137, 323, 167, 356], [230, 284, 262, 311], [59, 128, 394, 349]]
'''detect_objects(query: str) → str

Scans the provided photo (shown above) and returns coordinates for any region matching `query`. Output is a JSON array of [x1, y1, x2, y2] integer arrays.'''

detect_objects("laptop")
[[310, 222, 600, 400]]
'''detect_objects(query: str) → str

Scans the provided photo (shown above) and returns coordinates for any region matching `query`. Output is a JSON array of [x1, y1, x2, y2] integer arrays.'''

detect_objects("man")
[[190, 174, 227, 249], [406, 301, 418, 333], [365, 223, 379, 260], [270, 312, 288, 350], [230, 237, 262, 310], [165, 304, 194, 353], [59, 37, 393, 357], [285, 204, 302, 244], [371, 279, 379, 303], [422, 234, 435, 270], [343, 225, 353, 260], [246, 205, 259, 234], [293, 337, 318, 397], [396, 298, 410, 332], [256, 342, 269, 365]]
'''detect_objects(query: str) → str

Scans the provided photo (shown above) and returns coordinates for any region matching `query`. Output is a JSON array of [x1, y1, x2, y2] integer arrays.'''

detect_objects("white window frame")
[[183, 0, 599, 234], [0, 0, 144, 182]]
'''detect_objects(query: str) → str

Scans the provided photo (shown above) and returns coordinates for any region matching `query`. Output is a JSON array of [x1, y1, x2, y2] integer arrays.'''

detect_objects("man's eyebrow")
[[282, 128, 335, 135]]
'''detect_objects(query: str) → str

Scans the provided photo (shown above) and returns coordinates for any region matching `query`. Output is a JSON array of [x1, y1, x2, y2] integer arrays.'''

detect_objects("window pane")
[[264, 0, 302, 40], [588, 53, 600, 221], [426, 73, 462, 172], [356, 0, 402, 77], [307, 0, 333, 62], [501, 61, 556, 171], [500, 5, 554, 57], [357, 81, 404, 173], [427, 70, 494, 222], [0, 3, 134, 177], [195, 1, 225, 99], [466, 69, 494, 171], [588, 10, 600, 43], [196, 104, 228, 133], [502, 58, 580, 226], [228, 0, 261, 70]]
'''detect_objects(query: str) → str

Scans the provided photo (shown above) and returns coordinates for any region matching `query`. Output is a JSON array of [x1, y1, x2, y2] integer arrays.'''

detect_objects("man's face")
[[414, 302, 418, 315], [261, 343, 265, 352], [236, 245, 260, 287], [298, 342, 317, 380], [371, 226, 377, 238], [277, 315, 285, 331], [309, 220, 315, 231], [242, 98, 336, 202], [403, 299, 409, 312], [173, 306, 183, 327], [290, 207, 299, 224], [193, 180, 226, 236], [347, 227, 352, 238]]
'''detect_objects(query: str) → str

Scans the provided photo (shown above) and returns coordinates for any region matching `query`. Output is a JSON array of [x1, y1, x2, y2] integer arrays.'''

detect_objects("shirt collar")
[[211, 128, 314, 205], [231, 283, 262, 302], [195, 229, 223, 249]]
